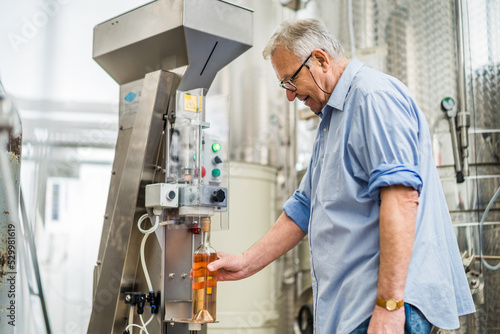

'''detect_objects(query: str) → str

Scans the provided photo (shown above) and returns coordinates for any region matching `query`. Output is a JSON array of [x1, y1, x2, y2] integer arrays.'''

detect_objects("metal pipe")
[[19, 189, 52, 333], [0, 86, 22, 333], [454, 0, 471, 179], [448, 115, 464, 182]]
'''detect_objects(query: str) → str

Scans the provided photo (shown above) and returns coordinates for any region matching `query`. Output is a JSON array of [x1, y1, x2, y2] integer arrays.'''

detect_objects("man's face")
[[271, 47, 329, 113]]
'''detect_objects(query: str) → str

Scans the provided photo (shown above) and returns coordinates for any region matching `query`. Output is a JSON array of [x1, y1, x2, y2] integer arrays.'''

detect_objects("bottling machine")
[[87, 1, 253, 333]]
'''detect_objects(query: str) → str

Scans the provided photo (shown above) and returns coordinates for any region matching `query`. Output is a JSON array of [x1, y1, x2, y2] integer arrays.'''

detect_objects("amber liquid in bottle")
[[192, 218, 217, 322]]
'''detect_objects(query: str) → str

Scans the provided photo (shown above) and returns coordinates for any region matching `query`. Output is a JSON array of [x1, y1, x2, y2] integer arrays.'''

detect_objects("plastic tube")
[[479, 185, 500, 270], [139, 315, 150, 334], [126, 213, 160, 334], [137, 214, 160, 293]]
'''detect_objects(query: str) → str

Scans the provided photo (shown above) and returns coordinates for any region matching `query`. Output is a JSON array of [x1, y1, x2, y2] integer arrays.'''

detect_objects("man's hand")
[[190, 211, 306, 282], [206, 252, 254, 281], [367, 306, 405, 334]]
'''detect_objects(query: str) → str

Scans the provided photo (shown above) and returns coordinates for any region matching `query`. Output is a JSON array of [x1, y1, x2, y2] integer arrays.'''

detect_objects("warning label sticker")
[[184, 94, 200, 113]]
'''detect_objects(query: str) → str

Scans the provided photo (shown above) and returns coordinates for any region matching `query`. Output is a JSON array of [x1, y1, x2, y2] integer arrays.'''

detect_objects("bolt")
[[112, 170, 116, 175], [169, 273, 175, 279], [181, 273, 187, 279], [125, 294, 131, 302]]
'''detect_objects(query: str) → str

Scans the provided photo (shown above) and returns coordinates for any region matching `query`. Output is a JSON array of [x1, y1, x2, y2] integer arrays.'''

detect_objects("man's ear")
[[311, 49, 330, 72]]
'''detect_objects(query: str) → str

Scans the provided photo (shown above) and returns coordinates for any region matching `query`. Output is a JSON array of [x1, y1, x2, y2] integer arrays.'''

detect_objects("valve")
[[212, 189, 226, 203], [124, 292, 146, 314]]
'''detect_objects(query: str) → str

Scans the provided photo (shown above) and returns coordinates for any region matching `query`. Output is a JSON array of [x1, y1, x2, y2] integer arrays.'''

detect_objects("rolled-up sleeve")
[[368, 164, 422, 201], [283, 166, 312, 233]]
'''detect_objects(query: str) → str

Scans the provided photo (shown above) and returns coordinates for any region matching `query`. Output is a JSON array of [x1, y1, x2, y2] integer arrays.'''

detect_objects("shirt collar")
[[322, 58, 364, 114]]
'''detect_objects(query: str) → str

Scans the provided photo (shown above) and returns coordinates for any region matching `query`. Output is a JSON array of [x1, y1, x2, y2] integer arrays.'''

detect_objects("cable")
[[125, 307, 153, 334], [124, 213, 161, 334], [138, 214, 160, 293], [479, 185, 500, 270], [137, 213, 159, 234], [140, 233, 153, 292], [139, 315, 150, 334], [125, 323, 146, 332], [305, 66, 332, 95]]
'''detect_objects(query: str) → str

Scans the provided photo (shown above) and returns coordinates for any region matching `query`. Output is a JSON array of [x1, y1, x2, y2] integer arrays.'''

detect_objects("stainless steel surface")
[[454, 0, 471, 180], [88, 70, 176, 334], [0, 90, 22, 333], [178, 186, 228, 207], [210, 0, 295, 168], [93, 0, 252, 90], [90, 1, 253, 332]]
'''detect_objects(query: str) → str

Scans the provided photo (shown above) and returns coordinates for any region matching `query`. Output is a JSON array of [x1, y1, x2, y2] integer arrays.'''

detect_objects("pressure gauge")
[[441, 97, 455, 112]]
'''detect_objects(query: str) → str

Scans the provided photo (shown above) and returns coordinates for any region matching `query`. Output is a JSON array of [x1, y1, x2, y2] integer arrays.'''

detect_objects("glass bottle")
[[192, 217, 217, 322]]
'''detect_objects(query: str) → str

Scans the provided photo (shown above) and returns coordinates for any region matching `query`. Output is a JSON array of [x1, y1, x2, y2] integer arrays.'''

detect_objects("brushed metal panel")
[[88, 70, 176, 334], [93, 0, 252, 87]]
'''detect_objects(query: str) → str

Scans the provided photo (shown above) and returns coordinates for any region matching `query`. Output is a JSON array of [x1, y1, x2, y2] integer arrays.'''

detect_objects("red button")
[[195, 166, 207, 178]]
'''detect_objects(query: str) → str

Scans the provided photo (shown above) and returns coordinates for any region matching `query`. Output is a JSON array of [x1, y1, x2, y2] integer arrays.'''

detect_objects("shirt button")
[[313, 277, 316, 282], [323, 128, 327, 132]]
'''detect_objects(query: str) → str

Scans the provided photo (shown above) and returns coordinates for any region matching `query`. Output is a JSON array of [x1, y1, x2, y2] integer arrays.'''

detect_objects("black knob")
[[168, 190, 176, 200], [213, 156, 222, 164], [212, 189, 226, 203]]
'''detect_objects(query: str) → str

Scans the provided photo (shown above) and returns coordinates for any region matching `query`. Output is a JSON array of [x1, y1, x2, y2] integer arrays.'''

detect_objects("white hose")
[[125, 213, 160, 334], [140, 233, 153, 292], [139, 314, 153, 334], [125, 323, 146, 332], [138, 213, 159, 234], [125, 307, 153, 334], [138, 214, 160, 293], [479, 185, 500, 270]]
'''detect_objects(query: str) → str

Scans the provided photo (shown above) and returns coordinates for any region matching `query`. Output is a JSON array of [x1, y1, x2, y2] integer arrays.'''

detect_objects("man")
[[207, 18, 475, 333]]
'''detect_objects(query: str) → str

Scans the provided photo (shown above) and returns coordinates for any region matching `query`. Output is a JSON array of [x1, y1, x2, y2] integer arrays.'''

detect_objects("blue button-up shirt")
[[283, 58, 475, 333]]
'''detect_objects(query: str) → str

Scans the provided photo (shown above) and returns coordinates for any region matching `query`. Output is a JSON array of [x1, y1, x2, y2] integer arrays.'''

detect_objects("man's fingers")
[[207, 251, 227, 271], [207, 259, 221, 271]]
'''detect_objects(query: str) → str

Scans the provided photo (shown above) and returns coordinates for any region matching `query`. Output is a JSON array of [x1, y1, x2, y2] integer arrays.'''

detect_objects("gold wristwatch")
[[376, 297, 404, 311]]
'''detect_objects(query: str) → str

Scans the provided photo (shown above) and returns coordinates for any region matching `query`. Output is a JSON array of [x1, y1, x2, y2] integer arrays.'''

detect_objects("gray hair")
[[262, 18, 344, 63]]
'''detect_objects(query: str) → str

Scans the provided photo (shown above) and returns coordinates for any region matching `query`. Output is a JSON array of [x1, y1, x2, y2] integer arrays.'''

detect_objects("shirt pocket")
[[316, 152, 340, 202]]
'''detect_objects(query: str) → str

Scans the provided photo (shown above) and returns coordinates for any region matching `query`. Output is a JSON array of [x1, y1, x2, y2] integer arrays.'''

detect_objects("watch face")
[[386, 299, 397, 311]]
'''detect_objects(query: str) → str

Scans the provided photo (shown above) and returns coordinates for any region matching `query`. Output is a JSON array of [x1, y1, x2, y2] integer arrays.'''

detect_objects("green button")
[[212, 143, 221, 152], [212, 168, 221, 177]]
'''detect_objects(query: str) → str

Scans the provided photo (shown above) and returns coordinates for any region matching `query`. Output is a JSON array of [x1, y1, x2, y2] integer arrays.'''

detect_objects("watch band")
[[376, 297, 404, 311]]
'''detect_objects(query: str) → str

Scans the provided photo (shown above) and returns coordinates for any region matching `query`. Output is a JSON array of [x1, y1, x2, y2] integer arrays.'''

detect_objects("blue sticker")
[[124, 92, 137, 102]]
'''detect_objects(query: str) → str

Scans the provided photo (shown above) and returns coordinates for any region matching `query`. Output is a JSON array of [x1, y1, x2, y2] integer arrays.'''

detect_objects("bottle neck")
[[201, 229, 211, 246]]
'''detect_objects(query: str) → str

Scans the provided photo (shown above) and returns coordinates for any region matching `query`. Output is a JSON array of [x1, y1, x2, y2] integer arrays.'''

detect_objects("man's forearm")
[[377, 185, 419, 302], [243, 211, 306, 275]]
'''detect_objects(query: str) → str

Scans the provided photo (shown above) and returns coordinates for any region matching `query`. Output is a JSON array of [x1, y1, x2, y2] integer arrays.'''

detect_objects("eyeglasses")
[[279, 53, 312, 92]]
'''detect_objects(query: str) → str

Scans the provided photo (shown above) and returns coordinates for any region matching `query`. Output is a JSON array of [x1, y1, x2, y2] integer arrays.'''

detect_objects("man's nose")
[[286, 89, 297, 102]]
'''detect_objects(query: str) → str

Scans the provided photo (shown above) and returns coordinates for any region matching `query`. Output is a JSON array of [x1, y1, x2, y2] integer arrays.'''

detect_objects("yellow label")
[[184, 94, 199, 112], [207, 276, 212, 294]]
